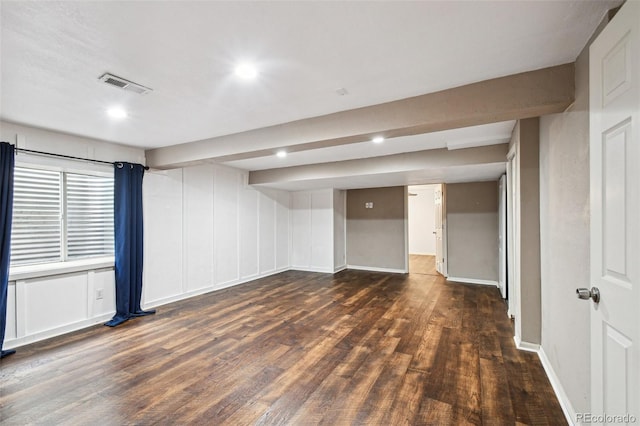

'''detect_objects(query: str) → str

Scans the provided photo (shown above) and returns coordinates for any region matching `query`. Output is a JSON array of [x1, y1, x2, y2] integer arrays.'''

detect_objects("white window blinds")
[[66, 173, 115, 259], [10, 166, 114, 267]]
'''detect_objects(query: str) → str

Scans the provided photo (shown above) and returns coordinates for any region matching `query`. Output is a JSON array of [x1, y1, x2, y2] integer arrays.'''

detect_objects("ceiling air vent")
[[98, 73, 152, 95]]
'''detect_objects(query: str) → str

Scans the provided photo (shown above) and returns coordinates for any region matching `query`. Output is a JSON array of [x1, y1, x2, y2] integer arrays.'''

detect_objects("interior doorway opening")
[[407, 184, 442, 276]]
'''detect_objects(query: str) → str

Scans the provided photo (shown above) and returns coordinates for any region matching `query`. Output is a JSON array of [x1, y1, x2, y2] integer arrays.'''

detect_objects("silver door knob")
[[576, 287, 600, 303]]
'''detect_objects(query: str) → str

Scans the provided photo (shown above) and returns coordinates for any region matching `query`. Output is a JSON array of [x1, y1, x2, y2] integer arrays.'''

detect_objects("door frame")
[[506, 144, 520, 330]]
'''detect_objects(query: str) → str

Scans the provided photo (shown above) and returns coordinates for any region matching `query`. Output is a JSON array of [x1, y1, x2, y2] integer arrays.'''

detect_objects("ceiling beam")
[[146, 63, 573, 169], [249, 144, 509, 187]]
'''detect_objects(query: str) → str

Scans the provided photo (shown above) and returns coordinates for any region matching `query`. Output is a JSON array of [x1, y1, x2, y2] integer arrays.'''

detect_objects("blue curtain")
[[0, 142, 15, 358], [105, 162, 155, 327]]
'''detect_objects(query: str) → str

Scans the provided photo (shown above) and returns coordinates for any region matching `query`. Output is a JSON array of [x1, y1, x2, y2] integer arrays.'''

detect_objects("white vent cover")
[[98, 73, 152, 95]]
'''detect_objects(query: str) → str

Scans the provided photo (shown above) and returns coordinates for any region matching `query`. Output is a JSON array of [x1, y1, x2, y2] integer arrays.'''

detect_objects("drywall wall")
[[408, 185, 436, 255], [446, 182, 498, 283], [538, 13, 611, 417], [346, 186, 407, 272], [0, 120, 144, 164], [509, 118, 542, 346]]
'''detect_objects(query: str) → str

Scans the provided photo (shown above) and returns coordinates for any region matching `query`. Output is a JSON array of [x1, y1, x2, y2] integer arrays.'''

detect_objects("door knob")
[[576, 287, 600, 303]]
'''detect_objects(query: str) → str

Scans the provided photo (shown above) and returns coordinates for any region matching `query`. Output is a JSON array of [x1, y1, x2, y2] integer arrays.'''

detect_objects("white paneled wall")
[[143, 169, 184, 302], [5, 269, 116, 348], [2, 122, 144, 350], [184, 165, 214, 291], [333, 190, 347, 272], [5, 163, 292, 349], [142, 164, 291, 308], [290, 189, 344, 273]]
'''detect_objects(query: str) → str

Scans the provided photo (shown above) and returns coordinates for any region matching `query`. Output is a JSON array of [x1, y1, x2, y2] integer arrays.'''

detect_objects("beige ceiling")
[[0, 1, 621, 189]]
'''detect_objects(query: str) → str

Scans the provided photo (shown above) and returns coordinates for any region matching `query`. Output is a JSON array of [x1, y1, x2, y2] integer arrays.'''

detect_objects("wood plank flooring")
[[0, 260, 566, 425], [409, 254, 439, 276]]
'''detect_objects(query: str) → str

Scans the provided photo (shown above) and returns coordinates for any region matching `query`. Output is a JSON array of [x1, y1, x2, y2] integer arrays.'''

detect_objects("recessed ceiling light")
[[234, 63, 258, 80], [107, 107, 127, 119], [372, 136, 385, 144], [276, 150, 287, 158]]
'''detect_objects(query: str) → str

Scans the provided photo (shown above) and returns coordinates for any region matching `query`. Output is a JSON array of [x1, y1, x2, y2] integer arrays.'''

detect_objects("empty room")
[[1, 1, 638, 425]]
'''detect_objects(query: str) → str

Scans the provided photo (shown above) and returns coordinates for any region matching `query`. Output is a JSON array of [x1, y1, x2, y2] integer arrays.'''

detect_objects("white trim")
[[408, 252, 436, 256], [290, 266, 334, 274], [538, 347, 577, 426], [334, 265, 347, 273], [346, 265, 407, 274], [513, 335, 540, 352], [4, 313, 114, 350], [446, 276, 499, 287], [9, 257, 114, 281]]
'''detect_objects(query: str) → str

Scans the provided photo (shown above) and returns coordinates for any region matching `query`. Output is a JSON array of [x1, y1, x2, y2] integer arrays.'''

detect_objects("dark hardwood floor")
[[0, 259, 566, 425]]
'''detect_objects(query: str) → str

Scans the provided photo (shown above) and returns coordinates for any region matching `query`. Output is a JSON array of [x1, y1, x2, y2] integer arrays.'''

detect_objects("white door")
[[498, 174, 507, 299], [589, 1, 639, 422], [434, 185, 445, 276]]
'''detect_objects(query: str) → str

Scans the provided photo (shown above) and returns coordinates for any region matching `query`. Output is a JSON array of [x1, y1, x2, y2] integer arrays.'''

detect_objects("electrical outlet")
[[96, 289, 104, 300], [365, 202, 374, 209]]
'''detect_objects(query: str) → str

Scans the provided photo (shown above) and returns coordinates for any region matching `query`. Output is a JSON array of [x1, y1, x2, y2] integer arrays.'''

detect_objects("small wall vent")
[[98, 73, 152, 95]]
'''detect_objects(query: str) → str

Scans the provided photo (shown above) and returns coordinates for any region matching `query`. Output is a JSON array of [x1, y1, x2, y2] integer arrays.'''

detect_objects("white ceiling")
[[0, 1, 620, 190]]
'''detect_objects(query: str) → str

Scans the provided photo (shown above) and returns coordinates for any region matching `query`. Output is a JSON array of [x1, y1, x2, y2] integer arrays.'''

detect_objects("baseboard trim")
[[5, 313, 114, 349], [513, 335, 540, 352], [290, 266, 334, 273], [346, 265, 407, 274], [446, 277, 499, 287], [538, 347, 577, 426], [144, 267, 290, 309], [8, 268, 293, 350], [334, 265, 347, 273]]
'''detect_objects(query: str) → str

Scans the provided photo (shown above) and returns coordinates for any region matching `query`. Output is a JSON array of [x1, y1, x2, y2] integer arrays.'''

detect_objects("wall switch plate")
[[365, 202, 374, 209]]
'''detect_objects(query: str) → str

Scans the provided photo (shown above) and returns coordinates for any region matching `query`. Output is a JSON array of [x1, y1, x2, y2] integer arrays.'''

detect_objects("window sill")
[[9, 257, 115, 281]]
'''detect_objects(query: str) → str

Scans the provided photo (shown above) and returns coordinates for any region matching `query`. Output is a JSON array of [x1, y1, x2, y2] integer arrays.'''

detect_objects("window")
[[10, 166, 114, 267]]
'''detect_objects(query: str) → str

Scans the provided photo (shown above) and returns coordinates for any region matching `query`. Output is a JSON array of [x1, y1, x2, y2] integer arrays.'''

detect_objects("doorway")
[[408, 184, 440, 276]]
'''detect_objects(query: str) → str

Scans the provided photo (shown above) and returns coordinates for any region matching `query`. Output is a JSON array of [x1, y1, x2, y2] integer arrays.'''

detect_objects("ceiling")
[[0, 1, 620, 190]]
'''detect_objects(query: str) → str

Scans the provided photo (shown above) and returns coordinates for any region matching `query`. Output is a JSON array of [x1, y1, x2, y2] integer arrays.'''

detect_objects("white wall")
[[1, 123, 293, 348], [290, 189, 335, 273], [2, 122, 145, 349], [333, 189, 347, 272], [408, 185, 436, 255], [142, 164, 291, 308], [1, 120, 144, 164]]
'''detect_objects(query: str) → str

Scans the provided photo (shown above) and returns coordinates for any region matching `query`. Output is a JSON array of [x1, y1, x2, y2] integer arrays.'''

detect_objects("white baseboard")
[[346, 265, 407, 274], [513, 335, 540, 352], [143, 267, 289, 309], [538, 347, 577, 426], [446, 276, 499, 287], [7, 268, 291, 350], [334, 265, 347, 273], [290, 266, 334, 273], [5, 313, 114, 349], [511, 337, 576, 425], [408, 252, 435, 256]]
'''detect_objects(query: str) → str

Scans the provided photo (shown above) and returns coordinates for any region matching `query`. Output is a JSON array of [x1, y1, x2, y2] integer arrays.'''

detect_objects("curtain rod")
[[15, 147, 149, 170]]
